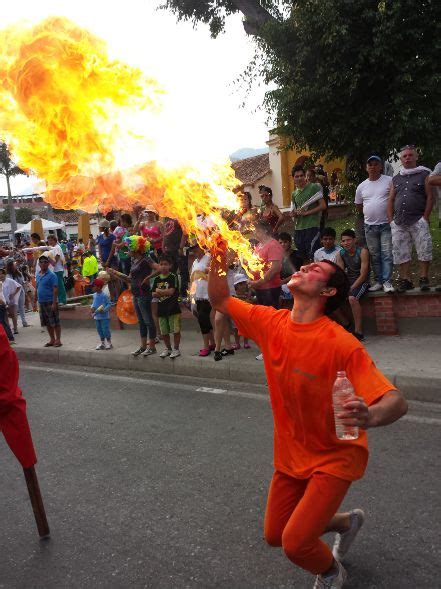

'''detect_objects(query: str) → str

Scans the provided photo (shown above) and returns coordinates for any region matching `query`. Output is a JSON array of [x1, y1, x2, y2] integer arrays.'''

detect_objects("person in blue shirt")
[[35, 255, 62, 347], [96, 220, 116, 268], [90, 278, 112, 350]]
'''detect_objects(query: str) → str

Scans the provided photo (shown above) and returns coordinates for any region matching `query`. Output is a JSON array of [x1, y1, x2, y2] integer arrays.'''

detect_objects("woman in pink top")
[[135, 206, 164, 259]]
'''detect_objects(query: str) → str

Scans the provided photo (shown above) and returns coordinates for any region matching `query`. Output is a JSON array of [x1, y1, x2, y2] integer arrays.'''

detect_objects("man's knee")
[[281, 528, 313, 563], [348, 295, 356, 305], [264, 526, 283, 548]]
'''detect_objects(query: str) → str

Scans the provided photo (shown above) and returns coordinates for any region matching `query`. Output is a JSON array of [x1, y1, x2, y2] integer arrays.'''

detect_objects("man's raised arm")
[[208, 251, 231, 314]]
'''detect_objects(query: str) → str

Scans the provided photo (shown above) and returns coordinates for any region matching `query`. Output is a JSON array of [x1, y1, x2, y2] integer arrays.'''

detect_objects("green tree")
[[162, 1, 441, 175], [16, 207, 34, 224], [0, 142, 28, 239]]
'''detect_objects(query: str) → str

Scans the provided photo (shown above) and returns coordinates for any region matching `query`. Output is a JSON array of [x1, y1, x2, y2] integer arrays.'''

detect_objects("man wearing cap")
[[355, 156, 394, 293], [387, 145, 433, 292], [35, 255, 62, 347]]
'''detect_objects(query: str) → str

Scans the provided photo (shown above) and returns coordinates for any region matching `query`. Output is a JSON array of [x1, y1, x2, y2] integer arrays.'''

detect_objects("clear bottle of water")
[[332, 370, 359, 440]]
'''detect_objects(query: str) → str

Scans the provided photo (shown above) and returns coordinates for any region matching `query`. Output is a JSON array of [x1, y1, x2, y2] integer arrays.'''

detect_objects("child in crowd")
[[152, 256, 182, 358], [90, 278, 112, 350], [314, 227, 340, 263], [213, 256, 237, 361], [232, 274, 252, 349]]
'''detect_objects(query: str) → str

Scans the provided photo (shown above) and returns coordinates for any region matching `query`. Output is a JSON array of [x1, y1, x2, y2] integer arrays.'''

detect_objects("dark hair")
[[278, 232, 292, 242], [0, 269, 5, 275], [109, 220, 118, 230], [158, 255, 172, 264], [242, 191, 252, 209], [31, 232, 41, 240], [5, 259, 19, 278], [47, 234, 57, 241], [120, 213, 133, 226], [341, 229, 356, 239], [259, 185, 272, 197], [255, 220, 272, 235], [321, 227, 336, 238], [322, 260, 350, 315], [291, 165, 305, 177]]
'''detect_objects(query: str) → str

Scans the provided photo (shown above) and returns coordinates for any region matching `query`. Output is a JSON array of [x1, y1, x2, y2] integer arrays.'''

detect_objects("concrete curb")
[[14, 346, 440, 403]]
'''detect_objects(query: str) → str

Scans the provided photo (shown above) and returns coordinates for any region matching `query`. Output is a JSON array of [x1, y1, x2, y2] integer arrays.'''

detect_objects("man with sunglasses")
[[387, 145, 433, 292]]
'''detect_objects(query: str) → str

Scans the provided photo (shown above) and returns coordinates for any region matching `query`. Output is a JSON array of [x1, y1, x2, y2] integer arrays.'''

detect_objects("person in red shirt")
[[208, 251, 408, 589], [249, 220, 284, 308]]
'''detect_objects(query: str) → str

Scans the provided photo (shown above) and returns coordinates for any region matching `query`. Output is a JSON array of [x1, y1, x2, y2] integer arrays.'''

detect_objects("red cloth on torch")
[[0, 326, 37, 468]]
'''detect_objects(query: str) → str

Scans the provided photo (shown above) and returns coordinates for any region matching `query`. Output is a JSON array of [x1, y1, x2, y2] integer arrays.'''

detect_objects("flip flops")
[[44, 342, 54, 347]]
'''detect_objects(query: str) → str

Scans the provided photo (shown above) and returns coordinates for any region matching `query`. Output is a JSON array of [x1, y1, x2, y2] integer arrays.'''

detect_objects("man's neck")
[[290, 296, 325, 324], [368, 173, 381, 181]]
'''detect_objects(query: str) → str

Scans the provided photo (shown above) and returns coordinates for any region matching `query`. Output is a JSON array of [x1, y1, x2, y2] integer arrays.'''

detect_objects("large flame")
[[0, 17, 263, 275]]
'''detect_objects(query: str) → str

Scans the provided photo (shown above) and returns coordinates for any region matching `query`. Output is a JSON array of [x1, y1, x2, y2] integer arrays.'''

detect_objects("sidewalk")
[[12, 311, 441, 402]]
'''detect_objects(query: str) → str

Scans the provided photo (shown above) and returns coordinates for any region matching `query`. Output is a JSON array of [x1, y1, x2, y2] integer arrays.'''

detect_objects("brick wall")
[[362, 291, 441, 335]]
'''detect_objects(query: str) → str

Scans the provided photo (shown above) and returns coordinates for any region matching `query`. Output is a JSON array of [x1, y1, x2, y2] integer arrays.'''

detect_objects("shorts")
[[349, 283, 369, 300], [159, 313, 181, 335], [391, 217, 432, 264], [39, 301, 60, 327], [294, 227, 321, 261]]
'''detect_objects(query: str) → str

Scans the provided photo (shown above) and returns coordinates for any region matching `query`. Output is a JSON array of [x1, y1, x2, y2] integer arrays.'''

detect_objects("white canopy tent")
[[15, 218, 65, 234]]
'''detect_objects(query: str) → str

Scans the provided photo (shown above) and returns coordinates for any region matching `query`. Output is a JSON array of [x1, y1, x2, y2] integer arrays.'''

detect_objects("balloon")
[[116, 290, 137, 324]]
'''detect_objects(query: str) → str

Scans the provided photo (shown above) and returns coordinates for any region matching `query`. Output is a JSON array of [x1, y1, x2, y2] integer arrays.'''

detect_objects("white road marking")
[[21, 364, 441, 423]]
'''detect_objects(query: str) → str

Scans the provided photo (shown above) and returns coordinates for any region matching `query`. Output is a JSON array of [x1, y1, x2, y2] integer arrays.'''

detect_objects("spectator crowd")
[[0, 145, 440, 353]]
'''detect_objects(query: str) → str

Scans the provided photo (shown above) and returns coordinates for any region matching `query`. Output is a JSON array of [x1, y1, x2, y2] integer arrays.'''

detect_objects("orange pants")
[[264, 470, 351, 575]]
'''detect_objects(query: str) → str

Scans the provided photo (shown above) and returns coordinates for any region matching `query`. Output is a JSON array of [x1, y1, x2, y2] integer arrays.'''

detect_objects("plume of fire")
[[0, 17, 263, 275]]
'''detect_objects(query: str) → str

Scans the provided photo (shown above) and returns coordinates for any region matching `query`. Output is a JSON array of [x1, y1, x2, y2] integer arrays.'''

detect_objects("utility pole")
[[5, 172, 18, 242]]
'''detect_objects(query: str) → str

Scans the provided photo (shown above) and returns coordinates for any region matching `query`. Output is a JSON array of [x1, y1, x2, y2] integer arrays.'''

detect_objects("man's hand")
[[51, 301, 58, 313], [337, 396, 370, 429]]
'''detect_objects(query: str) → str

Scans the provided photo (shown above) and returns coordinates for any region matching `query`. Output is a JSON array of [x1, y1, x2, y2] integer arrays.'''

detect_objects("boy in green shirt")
[[152, 256, 182, 359], [291, 165, 327, 262]]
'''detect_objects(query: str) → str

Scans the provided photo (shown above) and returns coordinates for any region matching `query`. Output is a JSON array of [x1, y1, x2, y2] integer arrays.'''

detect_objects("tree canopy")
[[162, 1, 441, 167]]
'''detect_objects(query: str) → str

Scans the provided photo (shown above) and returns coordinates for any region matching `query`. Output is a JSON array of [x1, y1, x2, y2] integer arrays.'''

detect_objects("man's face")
[[306, 170, 316, 183], [287, 262, 334, 297], [0, 272, 5, 282], [340, 235, 356, 251], [260, 191, 271, 204], [47, 237, 55, 246], [366, 160, 382, 177], [293, 170, 307, 188], [321, 235, 335, 249], [400, 148, 418, 169], [39, 259, 50, 270]]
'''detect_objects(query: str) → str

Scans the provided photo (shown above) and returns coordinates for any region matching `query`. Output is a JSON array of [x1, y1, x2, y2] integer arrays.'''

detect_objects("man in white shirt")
[[355, 155, 394, 293], [47, 235, 67, 305]]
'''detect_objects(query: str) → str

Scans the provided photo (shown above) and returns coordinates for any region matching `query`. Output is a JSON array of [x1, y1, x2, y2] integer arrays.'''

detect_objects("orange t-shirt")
[[226, 297, 396, 481]]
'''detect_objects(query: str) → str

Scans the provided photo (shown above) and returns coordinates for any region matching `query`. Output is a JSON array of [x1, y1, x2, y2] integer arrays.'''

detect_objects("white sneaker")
[[159, 348, 172, 358], [142, 348, 157, 357], [95, 343, 105, 350], [255, 353, 263, 361], [313, 560, 347, 588], [104, 341, 113, 349], [332, 509, 365, 562], [368, 282, 382, 292], [169, 349, 181, 359], [383, 281, 395, 293]]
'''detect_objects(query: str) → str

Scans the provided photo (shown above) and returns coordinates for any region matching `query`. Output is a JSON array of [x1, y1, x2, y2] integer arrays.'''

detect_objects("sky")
[[0, 0, 271, 197]]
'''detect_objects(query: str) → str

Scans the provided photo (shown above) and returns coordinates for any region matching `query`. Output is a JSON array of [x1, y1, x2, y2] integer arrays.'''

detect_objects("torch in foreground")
[[0, 328, 50, 538]]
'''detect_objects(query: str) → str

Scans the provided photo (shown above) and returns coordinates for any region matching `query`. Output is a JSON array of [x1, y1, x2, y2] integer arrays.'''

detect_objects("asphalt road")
[[1, 364, 440, 589]]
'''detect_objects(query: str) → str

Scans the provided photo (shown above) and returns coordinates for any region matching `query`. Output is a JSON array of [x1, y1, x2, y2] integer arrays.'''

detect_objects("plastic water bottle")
[[332, 371, 359, 440]]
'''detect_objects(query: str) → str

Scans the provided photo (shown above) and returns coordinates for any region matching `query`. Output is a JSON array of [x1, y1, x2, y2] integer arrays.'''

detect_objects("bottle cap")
[[336, 370, 346, 377]]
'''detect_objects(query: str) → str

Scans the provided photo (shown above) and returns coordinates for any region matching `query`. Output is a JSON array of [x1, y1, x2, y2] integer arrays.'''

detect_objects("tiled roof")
[[231, 153, 271, 186], [53, 211, 98, 224]]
